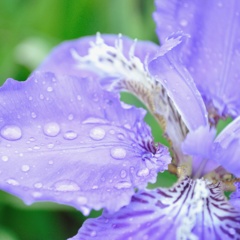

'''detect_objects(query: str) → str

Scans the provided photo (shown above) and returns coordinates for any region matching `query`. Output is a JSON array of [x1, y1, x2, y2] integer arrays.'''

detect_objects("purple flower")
[[154, 0, 240, 122], [0, 0, 240, 239]]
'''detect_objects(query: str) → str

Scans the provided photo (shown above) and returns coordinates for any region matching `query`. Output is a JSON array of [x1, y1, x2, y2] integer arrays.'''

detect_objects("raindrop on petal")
[[1, 155, 9, 162], [120, 170, 127, 178], [43, 122, 60, 137], [21, 165, 30, 172], [110, 147, 126, 159], [89, 127, 106, 140], [77, 196, 88, 205], [47, 86, 53, 92], [53, 180, 80, 191], [34, 182, 43, 189], [63, 131, 78, 140], [6, 179, 19, 186], [137, 168, 150, 177], [1, 125, 22, 141], [114, 181, 132, 189]]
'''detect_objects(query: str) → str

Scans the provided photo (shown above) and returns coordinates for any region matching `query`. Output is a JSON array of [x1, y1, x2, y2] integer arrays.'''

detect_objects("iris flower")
[[0, 0, 240, 239]]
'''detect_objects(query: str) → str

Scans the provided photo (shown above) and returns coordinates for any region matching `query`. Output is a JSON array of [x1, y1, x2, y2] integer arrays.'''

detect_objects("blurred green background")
[[0, 1, 172, 240]]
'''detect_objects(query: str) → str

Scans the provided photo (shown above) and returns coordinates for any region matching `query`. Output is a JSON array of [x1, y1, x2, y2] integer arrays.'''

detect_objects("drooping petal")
[[213, 116, 240, 177], [37, 34, 159, 80], [148, 32, 208, 131], [0, 72, 171, 214], [71, 177, 240, 240], [230, 182, 240, 211], [154, 0, 240, 118], [182, 126, 219, 176]]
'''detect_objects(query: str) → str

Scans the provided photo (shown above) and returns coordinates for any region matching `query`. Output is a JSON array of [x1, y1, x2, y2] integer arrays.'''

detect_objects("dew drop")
[[110, 147, 126, 159], [68, 114, 74, 121], [31, 112, 37, 118], [77, 95, 82, 101], [48, 160, 54, 165], [6, 179, 19, 186], [77, 196, 88, 204], [43, 122, 60, 137], [1, 155, 8, 162], [117, 133, 125, 140], [137, 168, 149, 177], [47, 143, 55, 149], [114, 181, 132, 189], [180, 19, 188, 26], [1, 125, 22, 141], [34, 182, 43, 189], [90, 231, 97, 237], [92, 185, 99, 190], [63, 131, 78, 140], [89, 127, 106, 140], [32, 192, 42, 198], [120, 170, 127, 178], [47, 86, 53, 92], [21, 164, 30, 172], [53, 180, 80, 191]]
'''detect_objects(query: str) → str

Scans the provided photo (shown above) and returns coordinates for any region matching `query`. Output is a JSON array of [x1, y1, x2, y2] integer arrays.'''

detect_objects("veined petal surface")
[[213, 116, 240, 177], [154, 0, 240, 118], [148, 33, 208, 131], [71, 177, 240, 240], [0, 72, 170, 214]]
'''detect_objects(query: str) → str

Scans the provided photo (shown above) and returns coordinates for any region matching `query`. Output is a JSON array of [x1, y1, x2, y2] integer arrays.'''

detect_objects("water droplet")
[[77, 95, 82, 101], [6, 179, 19, 186], [53, 180, 80, 191], [1, 155, 8, 162], [92, 185, 99, 189], [110, 147, 126, 159], [117, 133, 125, 140], [33, 145, 41, 150], [89, 127, 106, 140], [31, 112, 37, 118], [180, 19, 188, 26], [137, 168, 149, 177], [114, 181, 132, 189], [123, 123, 131, 129], [34, 182, 43, 189], [32, 192, 42, 198], [68, 114, 74, 121], [90, 231, 97, 237], [28, 96, 33, 101], [120, 170, 127, 178], [39, 94, 44, 100], [48, 160, 54, 165], [47, 86, 53, 92], [63, 131, 78, 140], [1, 125, 22, 141], [77, 196, 87, 204], [29, 137, 35, 142], [43, 122, 60, 137], [109, 129, 115, 134], [21, 164, 30, 172], [82, 117, 108, 124], [47, 143, 54, 149]]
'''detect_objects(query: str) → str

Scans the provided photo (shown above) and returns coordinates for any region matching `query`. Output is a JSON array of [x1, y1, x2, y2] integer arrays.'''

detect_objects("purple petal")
[[182, 126, 219, 176], [154, 0, 240, 118], [0, 72, 170, 214], [148, 32, 208, 131], [230, 182, 240, 211], [213, 116, 240, 177], [71, 177, 240, 240], [37, 34, 159, 79]]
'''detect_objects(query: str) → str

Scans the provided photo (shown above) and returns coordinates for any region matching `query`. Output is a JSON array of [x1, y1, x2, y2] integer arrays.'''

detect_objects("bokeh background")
[[0, 0, 177, 239]]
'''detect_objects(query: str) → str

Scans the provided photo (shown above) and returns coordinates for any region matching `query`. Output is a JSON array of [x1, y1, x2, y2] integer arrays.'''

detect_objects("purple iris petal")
[[37, 34, 159, 79], [71, 177, 240, 240], [213, 116, 240, 177], [182, 126, 219, 176], [154, 0, 240, 118], [230, 182, 240, 210], [148, 32, 208, 131], [0, 71, 170, 214]]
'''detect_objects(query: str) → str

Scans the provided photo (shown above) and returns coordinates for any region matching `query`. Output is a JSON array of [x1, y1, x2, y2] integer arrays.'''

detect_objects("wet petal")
[[154, 0, 240, 118], [37, 34, 159, 80], [0, 72, 170, 214], [71, 177, 240, 240], [148, 33, 208, 131], [230, 182, 240, 211], [213, 116, 240, 177]]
